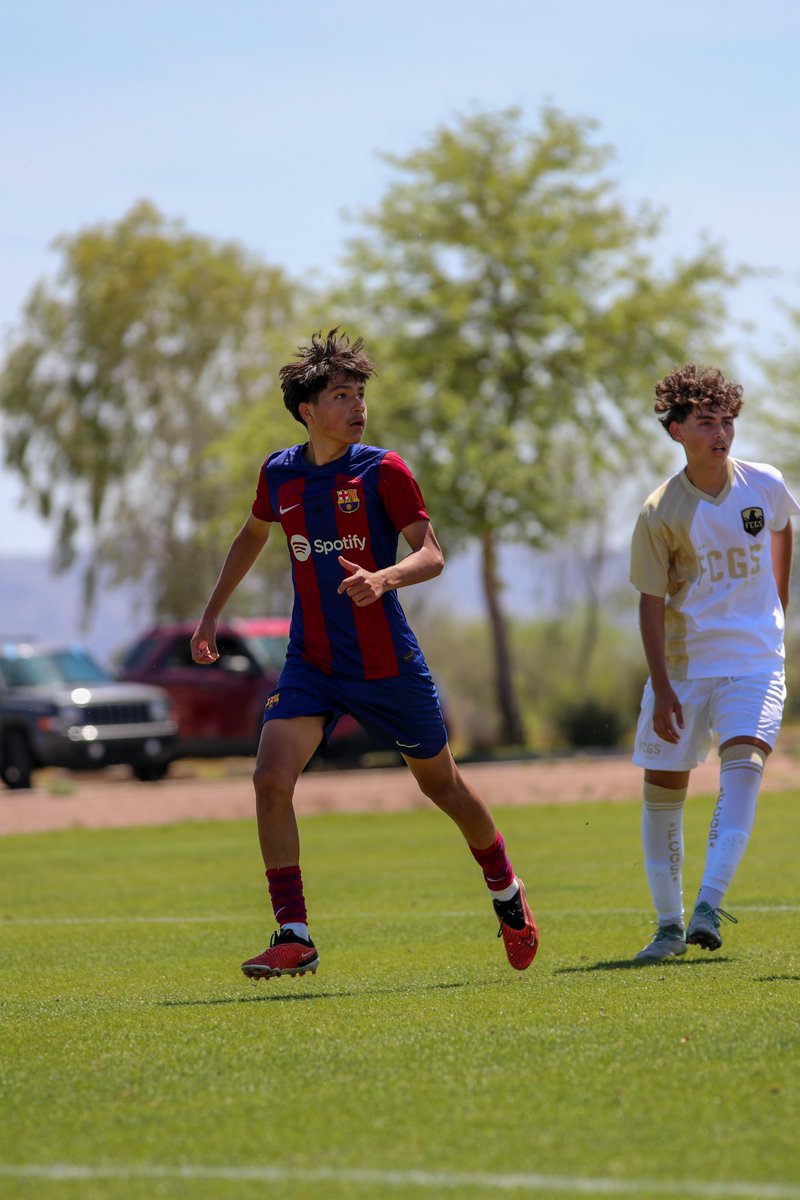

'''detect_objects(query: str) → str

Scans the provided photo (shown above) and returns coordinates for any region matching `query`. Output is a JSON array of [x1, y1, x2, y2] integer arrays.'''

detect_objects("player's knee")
[[252, 760, 295, 809], [424, 781, 459, 811]]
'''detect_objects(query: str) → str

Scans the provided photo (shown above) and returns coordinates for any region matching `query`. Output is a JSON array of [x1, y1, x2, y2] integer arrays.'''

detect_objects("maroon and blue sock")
[[469, 832, 517, 897], [266, 865, 308, 929]]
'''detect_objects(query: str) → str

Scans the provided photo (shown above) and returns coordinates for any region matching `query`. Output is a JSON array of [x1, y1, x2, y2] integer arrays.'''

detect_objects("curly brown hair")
[[654, 363, 744, 433], [279, 328, 376, 425]]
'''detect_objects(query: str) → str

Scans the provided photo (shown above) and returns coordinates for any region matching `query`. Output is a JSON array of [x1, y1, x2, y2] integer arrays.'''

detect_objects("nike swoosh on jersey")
[[396, 740, 422, 748], [279, 503, 300, 514]]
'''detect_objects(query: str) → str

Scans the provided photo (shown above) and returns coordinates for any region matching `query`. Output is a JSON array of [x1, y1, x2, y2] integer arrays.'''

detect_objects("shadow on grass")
[[755, 974, 800, 983], [554, 956, 732, 974], [161, 978, 497, 1007]]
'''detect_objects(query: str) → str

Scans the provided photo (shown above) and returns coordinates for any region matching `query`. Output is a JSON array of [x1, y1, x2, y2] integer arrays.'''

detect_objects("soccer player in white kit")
[[630, 364, 798, 961]]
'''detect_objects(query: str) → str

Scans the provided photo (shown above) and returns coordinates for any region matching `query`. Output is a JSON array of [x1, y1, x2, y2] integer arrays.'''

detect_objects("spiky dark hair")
[[653, 363, 744, 433], [279, 328, 376, 425]]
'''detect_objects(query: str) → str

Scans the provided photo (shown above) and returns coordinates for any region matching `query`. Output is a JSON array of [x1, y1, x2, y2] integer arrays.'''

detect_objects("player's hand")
[[651, 684, 684, 744], [337, 556, 386, 607], [190, 618, 220, 664]]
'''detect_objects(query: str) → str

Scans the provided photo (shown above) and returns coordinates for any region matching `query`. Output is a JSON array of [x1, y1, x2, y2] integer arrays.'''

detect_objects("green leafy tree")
[[756, 308, 800, 615], [0, 201, 304, 619], [337, 106, 739, 745], [757, 308, 800, 475]]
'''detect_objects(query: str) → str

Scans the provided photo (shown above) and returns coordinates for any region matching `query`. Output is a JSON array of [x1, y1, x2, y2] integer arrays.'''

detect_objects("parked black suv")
[[0, 641, 177, 789]]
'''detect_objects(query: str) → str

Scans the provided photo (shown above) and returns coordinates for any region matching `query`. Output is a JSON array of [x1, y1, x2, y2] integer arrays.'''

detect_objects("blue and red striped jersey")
[[252, 443, 431, 679]]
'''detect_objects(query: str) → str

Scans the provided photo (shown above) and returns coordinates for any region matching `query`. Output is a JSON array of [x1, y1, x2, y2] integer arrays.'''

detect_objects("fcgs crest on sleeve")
[[336, 487, 360, 514], [741, 507, 765, 537]]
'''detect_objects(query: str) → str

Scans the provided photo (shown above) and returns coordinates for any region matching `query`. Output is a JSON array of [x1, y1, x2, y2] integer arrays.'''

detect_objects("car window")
[[243, 634, 289, 672], [118, 635, 162, 669], [216, 636, 260, 670], [160, 634, 258, 671], [0, 647, 111, 687]]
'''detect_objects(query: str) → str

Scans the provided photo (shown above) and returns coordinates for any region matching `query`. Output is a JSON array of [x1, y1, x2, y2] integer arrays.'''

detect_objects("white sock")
[[697, 745, 765, 906], [281, 922, 310, 941], [642, 782, 687, 927], [492, 877, 520, 903]]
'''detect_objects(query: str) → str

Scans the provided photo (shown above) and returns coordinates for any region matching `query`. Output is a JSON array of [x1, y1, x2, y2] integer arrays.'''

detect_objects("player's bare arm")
[[771, 521, 794, 612], [337, 520, 444, 607], [191, 514, 272, 661], [638, 592, 684, 744]]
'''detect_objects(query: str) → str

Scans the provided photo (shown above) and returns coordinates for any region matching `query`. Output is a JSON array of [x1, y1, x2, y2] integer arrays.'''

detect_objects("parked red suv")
[[117, 618, 383, 765]]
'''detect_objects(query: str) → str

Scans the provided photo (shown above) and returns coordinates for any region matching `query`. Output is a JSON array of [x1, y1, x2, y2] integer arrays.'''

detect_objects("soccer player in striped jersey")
[[190, 329, 538, 979], [630, 364, 798, 961]]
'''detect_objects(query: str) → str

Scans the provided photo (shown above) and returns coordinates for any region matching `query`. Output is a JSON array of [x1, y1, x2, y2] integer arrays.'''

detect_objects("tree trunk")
[[478, 529, 526, 747], [574, 529, 606, 689]]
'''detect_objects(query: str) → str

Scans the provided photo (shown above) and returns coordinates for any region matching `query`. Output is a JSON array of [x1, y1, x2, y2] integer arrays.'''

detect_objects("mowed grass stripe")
[[2, 902, 799, 927], [1, 1163, 799, 1198]]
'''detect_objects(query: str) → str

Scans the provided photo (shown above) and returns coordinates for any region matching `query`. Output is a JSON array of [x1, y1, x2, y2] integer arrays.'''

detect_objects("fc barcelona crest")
[[741, 507, 765, 537], [336, 487, 360, 514]]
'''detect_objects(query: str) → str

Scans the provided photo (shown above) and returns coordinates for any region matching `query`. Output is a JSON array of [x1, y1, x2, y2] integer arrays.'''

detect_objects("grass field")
[[0, 790, 798, 1200]]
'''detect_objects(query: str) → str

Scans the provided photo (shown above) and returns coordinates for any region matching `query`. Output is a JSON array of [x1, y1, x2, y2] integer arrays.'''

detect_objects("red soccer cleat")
[[493, 879, 539, 971], [241, 929, 320, 979]]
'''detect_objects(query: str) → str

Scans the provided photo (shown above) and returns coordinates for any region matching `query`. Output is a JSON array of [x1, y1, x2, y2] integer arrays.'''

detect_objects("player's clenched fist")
[[190, 621, 220, 663]]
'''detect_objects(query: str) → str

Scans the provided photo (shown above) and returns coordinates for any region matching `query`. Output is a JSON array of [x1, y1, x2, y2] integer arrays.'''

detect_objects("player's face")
[[670, 406, 735, 465], [303, 373, 367, 448]]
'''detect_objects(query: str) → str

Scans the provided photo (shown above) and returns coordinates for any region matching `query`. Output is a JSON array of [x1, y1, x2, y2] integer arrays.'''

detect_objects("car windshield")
[[0, 647, 112, 688], [118, 635, 161, 670], [242, 634, 288, 672]]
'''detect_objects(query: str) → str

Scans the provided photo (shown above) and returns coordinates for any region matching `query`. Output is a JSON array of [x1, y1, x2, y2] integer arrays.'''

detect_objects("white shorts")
[[632, 671, 786, 771]]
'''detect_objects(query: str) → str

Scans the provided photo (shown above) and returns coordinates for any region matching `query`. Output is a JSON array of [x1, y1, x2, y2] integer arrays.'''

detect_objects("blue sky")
[[2, 0, 800, 555]]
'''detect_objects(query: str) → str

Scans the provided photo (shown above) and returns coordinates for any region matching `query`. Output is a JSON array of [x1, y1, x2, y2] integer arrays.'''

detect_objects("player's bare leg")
[[242, 717, 325, 980], [403, 744, 495, 845], [252, 716, 325, 868], [405, 746, 539, 969]]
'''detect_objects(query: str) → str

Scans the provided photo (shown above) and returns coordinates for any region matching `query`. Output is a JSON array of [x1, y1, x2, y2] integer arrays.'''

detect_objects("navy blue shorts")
[[262, 657, 448, 760]]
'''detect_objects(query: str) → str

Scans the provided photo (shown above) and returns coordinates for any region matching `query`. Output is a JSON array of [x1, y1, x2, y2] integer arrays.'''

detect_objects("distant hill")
[[0, 556, 148, 665]]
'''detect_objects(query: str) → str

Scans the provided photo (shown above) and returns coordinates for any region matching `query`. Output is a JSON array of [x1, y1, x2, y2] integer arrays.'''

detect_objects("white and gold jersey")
[[630, 459, 799, 679]]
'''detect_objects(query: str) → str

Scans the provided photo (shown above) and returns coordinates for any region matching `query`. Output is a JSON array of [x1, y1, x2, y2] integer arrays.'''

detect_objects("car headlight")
[[150, 696, 173, 721]]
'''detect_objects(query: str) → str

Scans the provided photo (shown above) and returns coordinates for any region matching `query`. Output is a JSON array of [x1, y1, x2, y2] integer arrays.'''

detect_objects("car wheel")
[[1, 729, 34, 790], [131, 760, 170, 783]]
